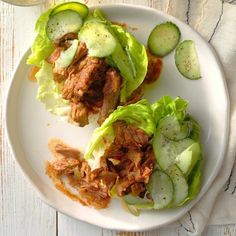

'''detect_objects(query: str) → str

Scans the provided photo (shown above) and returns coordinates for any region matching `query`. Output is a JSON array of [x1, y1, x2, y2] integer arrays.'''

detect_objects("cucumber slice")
[[179, 160, 202, 206], [174, 138, 195, 155], [175, 143, 201, 176], [153, 132, 176, 170], [46, 10, 82, 41], [123, 195, 154, 209], [55, 39, 78, 69], [175, 40, 201, 80], [147, 170, 174, 209], [51, 2, 89, 19], [166, 165, 188, 206], [158, 115, 192, 141], [153, 130, 196, 171], [148, 22, 181, 57], [126, 204, 140, 216], [79, 22, 116, 57], [187, 160, 201, 199]]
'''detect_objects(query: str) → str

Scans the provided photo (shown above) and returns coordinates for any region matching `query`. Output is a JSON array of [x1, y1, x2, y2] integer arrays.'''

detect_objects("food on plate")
[[148, 21, 201, 80], [27, 2, 162, 127], [175, 40, 201, 80], [30, 2, 203, 215], [46, 96, 202, 214], [46, 100, 156, 209], [148, 22, 181, 57]]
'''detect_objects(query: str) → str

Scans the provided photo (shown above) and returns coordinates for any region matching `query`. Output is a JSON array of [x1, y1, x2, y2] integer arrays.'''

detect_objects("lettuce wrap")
[[85, 99, 155, 164], [83, 96, 202, 213], [28, 3, 148, 119]]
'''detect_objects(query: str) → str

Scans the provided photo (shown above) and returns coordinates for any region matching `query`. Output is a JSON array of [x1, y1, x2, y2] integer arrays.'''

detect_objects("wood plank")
[[0, 2, 56, 236], [58, 214, 103, 236]]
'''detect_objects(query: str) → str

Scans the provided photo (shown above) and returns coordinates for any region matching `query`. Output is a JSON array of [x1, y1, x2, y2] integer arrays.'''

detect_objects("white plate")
[[6, 4, 229, 231]]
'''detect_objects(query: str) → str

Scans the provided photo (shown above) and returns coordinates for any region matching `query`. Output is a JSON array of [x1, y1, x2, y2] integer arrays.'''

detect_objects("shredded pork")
[[98, 68, 122, 125], [46, 121, 155, 209], [48, 36, 124, 127], [103, 121, 155, 197]]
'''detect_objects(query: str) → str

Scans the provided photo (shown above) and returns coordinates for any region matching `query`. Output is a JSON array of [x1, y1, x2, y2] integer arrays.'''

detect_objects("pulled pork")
[[46, 139, 117, 209], [46, 121, 155, 209], [103, 121, 155, 197], [98, 68, 122, 125], [47, 35, 123, 127]]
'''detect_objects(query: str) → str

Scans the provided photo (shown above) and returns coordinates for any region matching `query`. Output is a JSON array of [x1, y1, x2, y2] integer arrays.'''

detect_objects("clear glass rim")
[[0, 0, 43, 7]]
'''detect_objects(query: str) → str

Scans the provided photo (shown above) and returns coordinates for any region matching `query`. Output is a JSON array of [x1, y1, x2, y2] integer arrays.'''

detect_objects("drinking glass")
[[1, 0, 44, 6]]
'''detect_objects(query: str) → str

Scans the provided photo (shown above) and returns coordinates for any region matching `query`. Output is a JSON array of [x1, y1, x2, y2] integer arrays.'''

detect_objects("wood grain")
[[0, 2, 56, 236], [1, 0, 236, 235]]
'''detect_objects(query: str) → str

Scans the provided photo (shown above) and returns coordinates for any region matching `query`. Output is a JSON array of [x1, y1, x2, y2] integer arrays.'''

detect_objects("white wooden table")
[[1, 0, 236, 235]]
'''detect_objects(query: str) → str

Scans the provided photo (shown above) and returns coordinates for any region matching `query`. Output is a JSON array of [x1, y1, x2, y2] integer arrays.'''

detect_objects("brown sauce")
[[145, 49, 163, 84], [28, 66, 40, 82], [112, 21, 138, 31], [46, 139, 86, 204], [112, 21, 128, 28]]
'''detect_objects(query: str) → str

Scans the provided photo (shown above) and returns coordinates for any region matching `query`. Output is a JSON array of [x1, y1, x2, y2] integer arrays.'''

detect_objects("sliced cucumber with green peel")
[[148, 22, 181, 56], [46, 10, 82, 41], [166, 165, 188, 206], [123, 195, 154, 209], [126, 204, 140, 216], [55, 39, 78, 69], [147, 170, 174, 209], [153, 132, 176, 170], [51, 2, 89, 19], [153, 130, 196, 171], [180, 160, 202, 206], [174, 138, 195, 155], [175, 40, 201, 80], [79, 22, 117, 57], [158, 115, 192, 141], [187, 160, 202, 198], [175, 143, 201, 176]]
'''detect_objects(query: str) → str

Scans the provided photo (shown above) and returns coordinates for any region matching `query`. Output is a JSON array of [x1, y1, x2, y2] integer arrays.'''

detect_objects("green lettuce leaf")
[[188, 116, 201, 142], [27, 9, 54, 67], [151, 96, 188, 124], [35, 61, 70, 116], [92, 9, 148, 102], [85, 99, 155, 160], [111, 25, 148, 102]]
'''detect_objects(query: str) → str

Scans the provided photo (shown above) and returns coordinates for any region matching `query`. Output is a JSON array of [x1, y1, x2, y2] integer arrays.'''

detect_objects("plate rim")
[[5, 3, 230, 231]]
